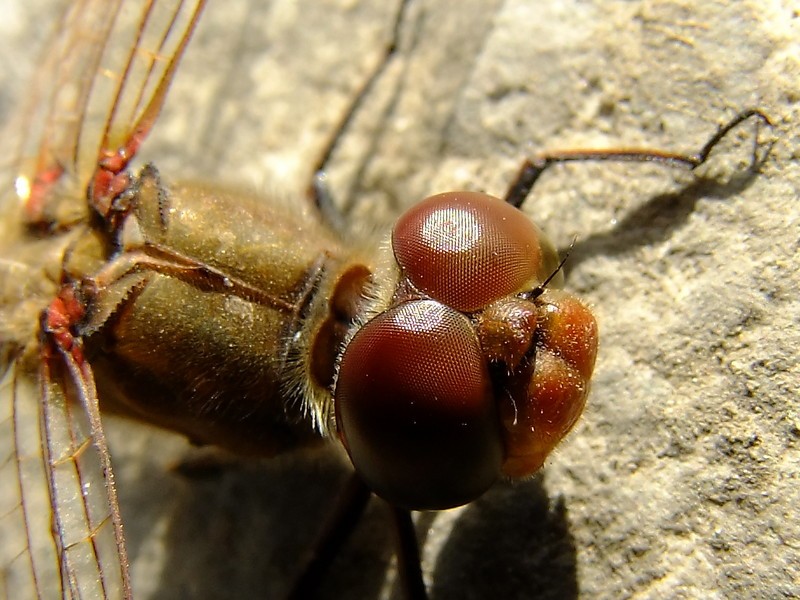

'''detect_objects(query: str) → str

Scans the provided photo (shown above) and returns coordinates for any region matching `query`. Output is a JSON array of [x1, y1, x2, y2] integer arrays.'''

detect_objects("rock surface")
[[1, 1, 797, 598]]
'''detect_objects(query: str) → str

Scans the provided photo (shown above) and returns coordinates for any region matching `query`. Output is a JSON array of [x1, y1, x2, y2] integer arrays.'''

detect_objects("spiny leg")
[[306, 0, 413, 233]]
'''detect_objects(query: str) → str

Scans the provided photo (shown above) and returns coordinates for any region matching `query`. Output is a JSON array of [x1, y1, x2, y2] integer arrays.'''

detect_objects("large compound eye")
[[335, 300, 503, 510], [392, 192, 544, 312]]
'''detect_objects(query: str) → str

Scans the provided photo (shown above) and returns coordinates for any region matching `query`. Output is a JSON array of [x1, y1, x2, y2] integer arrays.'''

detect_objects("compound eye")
[[335, 300, 503, 510], [393, 192, 544, 312]]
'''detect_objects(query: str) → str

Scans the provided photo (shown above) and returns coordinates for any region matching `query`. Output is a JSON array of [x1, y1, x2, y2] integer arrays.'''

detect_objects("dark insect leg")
[[288, 474, 430, 600], [503, 108, 773, 209], [390, 506, 428, 600], [307, 0, 413, 233], [288, 474, 372, 599]]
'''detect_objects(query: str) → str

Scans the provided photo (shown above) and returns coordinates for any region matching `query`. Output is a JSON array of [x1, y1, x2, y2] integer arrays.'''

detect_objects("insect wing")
[[0, 353, 130, 599], [14, 0, 206, 226], [1, 359, 58, 598], [1, 0, 206, 597]]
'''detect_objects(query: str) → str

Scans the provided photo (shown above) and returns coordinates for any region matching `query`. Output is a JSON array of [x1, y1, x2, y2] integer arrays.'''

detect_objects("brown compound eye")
[[334, 300, 503, 510], [392, 192, 544, 312]]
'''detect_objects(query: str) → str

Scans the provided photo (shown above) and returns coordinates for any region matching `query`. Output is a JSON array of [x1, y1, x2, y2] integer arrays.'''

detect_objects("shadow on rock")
[[430, 473, 578, 600]]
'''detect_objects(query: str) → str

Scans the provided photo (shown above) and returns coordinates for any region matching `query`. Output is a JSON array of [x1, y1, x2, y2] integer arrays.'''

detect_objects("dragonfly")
[[0, 1, 771, 598]]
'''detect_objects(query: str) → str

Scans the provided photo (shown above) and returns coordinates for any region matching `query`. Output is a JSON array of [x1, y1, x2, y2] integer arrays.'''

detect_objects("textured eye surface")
[[335, 300, 502, 510], [392, 192, 544, 312]]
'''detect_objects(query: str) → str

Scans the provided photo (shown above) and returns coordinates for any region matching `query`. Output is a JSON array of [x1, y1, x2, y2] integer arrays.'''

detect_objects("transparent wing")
[[41, 344, 132, 600], [0, 351, 131, 600], [1, 357, 61, 599], [16, 0, 207, 227], [1, 0, 207, 598]]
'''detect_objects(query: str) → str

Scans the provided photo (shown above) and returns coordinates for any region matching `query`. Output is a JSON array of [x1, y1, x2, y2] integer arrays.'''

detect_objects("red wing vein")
[[39, 348, 132, 600], [89, 0, 208, 181]]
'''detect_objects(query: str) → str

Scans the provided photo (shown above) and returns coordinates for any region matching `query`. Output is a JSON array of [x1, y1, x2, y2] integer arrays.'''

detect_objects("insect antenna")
[[525, 236, 577, 301]]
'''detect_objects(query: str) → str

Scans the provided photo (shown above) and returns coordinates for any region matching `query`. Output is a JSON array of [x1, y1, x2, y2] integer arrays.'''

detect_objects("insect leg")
[[390, 506, 428, 600], [306, 0, 413, 233], [503, 108, 773, 209], [288, 474, 372, 599]]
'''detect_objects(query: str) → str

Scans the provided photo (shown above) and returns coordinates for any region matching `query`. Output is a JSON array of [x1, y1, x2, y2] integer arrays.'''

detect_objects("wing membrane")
[[1, 358, 59, 599], [40, 347, 130, 600], [0, 351, 130, 600], [12, 0, 122, 225], [93, 0, 207, 163], [15, 0, 206, 227], [1, 0, 207, 597]]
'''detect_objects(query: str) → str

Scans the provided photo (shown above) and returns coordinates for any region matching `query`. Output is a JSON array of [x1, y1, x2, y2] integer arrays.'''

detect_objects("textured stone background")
[[2, 1, 798, 598]]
